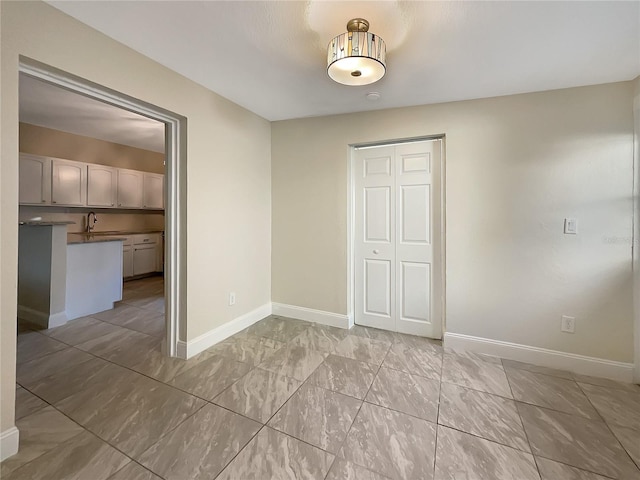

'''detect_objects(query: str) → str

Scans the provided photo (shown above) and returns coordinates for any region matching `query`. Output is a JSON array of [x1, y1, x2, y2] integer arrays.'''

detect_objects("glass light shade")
[[327, 30, 386, 86]]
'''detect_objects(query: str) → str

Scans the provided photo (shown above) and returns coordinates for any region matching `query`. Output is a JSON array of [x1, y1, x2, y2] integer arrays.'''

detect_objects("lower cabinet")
[[133, 244, 158, 276], [112, 233, 162, 279], [123, 244, 134, 278]]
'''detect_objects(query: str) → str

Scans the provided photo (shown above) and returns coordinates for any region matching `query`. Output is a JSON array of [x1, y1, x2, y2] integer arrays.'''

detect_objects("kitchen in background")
[[17, 74, 167, 332]]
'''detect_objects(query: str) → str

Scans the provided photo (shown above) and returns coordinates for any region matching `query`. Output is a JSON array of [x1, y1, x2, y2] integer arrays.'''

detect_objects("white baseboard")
[[178, 303, 272, 359], [17, 305, 67, 329], [444, 332, 635, 383], [0, 427, 19, 461], [272, 303, 350, 329]]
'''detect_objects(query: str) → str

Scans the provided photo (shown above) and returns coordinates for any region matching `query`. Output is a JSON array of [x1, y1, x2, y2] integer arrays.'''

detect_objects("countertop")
[[67, 234, 126, 245], [20, 221, 76, 226], [76, 230, 164, 236]]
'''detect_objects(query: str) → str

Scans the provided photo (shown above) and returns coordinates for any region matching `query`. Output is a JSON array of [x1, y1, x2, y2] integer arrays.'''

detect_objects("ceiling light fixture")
[[327, 18, 386, 86]]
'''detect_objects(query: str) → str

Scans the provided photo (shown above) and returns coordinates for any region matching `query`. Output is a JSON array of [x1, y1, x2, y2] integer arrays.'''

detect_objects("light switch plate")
[[564, 218, 578, 235]]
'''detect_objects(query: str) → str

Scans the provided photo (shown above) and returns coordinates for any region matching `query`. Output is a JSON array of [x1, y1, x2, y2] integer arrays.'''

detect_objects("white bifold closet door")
[[354, 140, 442, 338]]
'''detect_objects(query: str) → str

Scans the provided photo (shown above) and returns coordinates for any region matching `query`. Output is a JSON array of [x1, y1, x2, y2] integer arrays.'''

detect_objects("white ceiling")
[[20, 74, 165, 152], [48, 1, 640, 122]]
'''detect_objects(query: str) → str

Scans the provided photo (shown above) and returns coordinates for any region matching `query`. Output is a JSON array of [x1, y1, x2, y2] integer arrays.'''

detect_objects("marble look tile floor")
[[5, 276, 640, 479]]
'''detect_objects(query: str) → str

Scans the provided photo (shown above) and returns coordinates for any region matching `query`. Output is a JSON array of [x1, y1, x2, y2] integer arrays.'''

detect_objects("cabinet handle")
[[41, 200, 46, 203], [52, 200, 57, 204]]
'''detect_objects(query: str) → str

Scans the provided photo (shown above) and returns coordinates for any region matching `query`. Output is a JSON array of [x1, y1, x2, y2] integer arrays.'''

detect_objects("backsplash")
[[19, 207, 164, 233]]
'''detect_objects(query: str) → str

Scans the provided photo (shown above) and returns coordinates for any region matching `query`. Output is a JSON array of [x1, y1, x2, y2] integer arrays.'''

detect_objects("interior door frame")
[[347, 135, 447, 337], [18, 57, 187, 358]]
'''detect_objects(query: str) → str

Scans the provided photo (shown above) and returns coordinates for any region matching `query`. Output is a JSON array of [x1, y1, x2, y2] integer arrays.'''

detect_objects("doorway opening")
[[17, 58, 186, 357], [348, 137, 445, 339]]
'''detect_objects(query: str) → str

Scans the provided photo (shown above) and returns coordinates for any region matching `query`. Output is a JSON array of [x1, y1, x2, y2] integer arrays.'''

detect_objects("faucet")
[[86, 212, 98, 233]]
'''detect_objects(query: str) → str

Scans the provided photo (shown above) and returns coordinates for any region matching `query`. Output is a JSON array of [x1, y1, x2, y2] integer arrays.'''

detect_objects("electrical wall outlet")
[[561, 315, 575, 333], [229, 292, 236, 306]]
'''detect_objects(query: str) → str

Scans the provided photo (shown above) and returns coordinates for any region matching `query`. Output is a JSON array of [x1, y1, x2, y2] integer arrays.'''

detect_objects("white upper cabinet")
[[117, 168, 144, 208], [51, 158, 87, 206], [87, 164, 117, 207], [19, 153, 164, 210], [143, 173, 164, 209], [19, 153, 51, 205]]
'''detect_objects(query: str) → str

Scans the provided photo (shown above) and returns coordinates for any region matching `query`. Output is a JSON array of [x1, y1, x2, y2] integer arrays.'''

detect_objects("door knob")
[[373, 249, 379, 254]]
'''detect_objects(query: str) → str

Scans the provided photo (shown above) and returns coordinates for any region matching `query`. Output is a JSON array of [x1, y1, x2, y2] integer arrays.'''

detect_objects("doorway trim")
[[18, 57, 187, 357], [347, 135, 447, 337]]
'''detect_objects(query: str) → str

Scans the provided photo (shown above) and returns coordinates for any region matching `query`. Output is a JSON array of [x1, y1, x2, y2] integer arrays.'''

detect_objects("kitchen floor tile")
[[245, 316, 309, 343], [16, 331, 67, 365], [268, 383, 361, 453], [572, 373, 640, 393], [0, 406, 84, 477], [438, 382, 530, 452], [365, 366, 440, 422], [8, 277, 640, 480], [339, 402, 437, 480], [214, 367, 302, 423], [208, 333, 284, 365], [257, 344, 327, 381], [348, 325, 397, 343], [93, 304, 165, 337], [383, 342, 442, 380], [517, 402, 639, 479], [289, 324, 348, 353], [333, 335, 391, 366], [22, 356, 119, 405], [216, 427, 334, 480], [441, 351, 512, 398], [307, 354, 377, 399], [2, 430, 129, 480], [393, 332, 442, 350], [169, 353, 252, 399], [536, 457, 619, 480], [578, 382, 640, 430], [75, 326, 161, 368], [15, 385, 47, 420], [434, 426, 539, 480], [506, 367, 599, 419], [607, 423, 640, 469], [56, 369, 205, 457], [107, 461, 162, 480], [138, 403, 260, 480], [326, 459, 392, 480], [501, 359, 575, 380], [16, 346, 96, 386], [129, 348, 216, 383], [42, 316, 123, 345]]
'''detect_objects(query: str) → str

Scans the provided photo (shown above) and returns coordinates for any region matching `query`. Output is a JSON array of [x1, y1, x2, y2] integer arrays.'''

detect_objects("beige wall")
[[20, 122, 165, 174], [19, 123, 165, 233], [272, 82, 634, 364], [1, 1, 271, 435]]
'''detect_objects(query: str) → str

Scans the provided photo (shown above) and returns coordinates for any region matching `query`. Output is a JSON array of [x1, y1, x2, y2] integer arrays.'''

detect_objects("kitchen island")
[[66, 233, 125, 321], [17, 222, 124, 328]]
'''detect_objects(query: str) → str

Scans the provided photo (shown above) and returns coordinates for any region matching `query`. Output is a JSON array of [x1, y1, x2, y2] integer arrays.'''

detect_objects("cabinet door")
[[133, 245, 157, 275], [51, 158, 87, 206], [19, 154, 51, 205], [87, 165, 117, 207], [117, 169, 144, 208], [143, 173, 164, 209], [123, 245, 134, 278]]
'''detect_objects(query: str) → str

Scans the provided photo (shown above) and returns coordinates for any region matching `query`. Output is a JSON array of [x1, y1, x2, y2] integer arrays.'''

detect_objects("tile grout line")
[[432, 344, 445, 479], [502, 357, 543, 480], [320, 340, 394, 480], [575, 381, 640, 474]]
